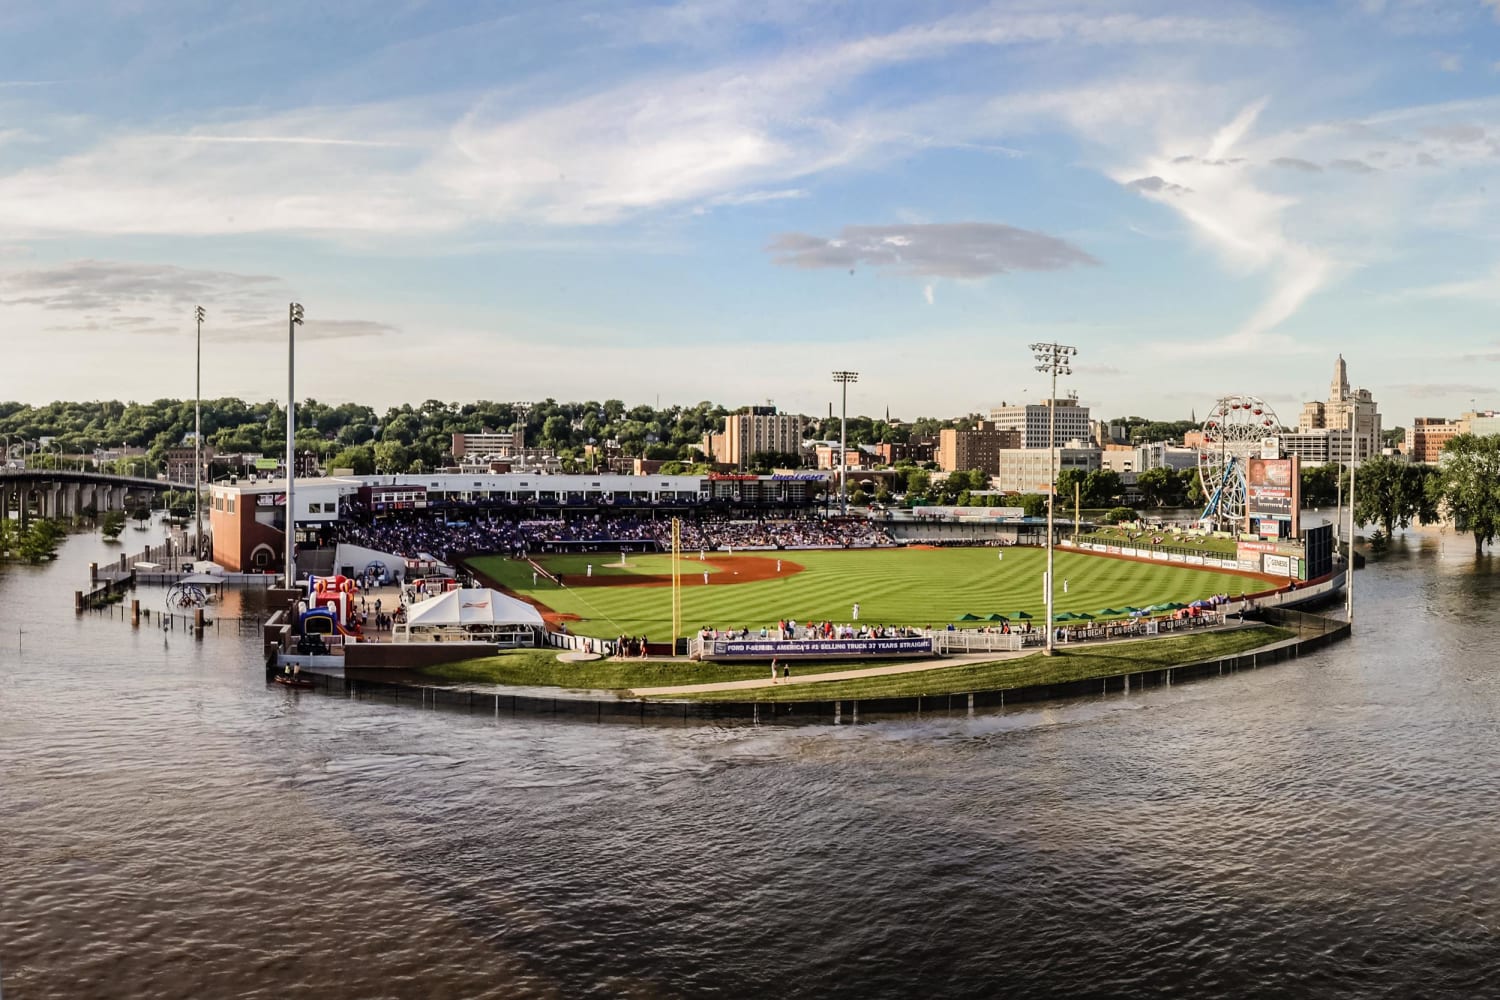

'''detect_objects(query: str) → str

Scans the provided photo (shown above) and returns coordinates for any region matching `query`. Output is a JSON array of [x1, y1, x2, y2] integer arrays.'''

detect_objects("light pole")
[[285, 302, 303, 587], [1031, 341, 1077, 655], [194, 305, 205, 560], [832, 371, 859, 515], [1346, 453, 1356, 623]]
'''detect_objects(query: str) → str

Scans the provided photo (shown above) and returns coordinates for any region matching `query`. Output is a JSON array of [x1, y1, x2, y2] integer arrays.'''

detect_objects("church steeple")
[[1331, 354, 1349, 403]]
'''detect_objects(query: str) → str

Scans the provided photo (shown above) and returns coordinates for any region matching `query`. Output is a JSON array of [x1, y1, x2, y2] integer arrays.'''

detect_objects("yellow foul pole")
[[670, 517, 681, 647]]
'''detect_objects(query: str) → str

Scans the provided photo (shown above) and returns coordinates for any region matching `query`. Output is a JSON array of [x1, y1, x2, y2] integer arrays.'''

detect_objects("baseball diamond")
[[467, 546, 1276, 640]]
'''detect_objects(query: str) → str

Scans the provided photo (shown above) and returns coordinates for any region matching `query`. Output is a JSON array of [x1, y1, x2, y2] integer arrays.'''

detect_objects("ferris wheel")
[[1197, 394, 1282, 530]]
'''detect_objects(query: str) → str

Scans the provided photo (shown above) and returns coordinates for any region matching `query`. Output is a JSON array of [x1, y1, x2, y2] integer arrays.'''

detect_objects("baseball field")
[[466, 546, 1272, 640]]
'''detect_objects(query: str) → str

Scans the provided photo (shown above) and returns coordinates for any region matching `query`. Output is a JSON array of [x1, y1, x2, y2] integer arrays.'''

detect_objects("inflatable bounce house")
[[302, 574, 362, 638]]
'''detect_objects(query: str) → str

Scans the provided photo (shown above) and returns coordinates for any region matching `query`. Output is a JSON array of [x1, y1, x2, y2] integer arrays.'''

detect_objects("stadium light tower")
[[285, 302, 304, 587], [194, 305, 205, 562], [1030, 341, 1077, 655], [832, 371, 859, 515]]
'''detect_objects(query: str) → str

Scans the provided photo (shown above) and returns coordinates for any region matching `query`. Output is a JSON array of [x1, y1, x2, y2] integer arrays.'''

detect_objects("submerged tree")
[[1429, 434, 1500, 555], [1353, 456, 1437, 547]]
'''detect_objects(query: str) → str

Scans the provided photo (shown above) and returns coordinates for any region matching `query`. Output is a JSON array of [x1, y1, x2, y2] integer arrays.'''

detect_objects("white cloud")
[[0, 4, 1288, 239], [923, 283, 935, 305]]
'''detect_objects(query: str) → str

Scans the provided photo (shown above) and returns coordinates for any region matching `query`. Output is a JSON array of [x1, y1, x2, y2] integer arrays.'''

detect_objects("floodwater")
[[1, 524, 1497, 999]]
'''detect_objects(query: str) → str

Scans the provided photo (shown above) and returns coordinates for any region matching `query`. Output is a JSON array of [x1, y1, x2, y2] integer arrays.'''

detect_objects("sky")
[[3, 0, 1500, 428]]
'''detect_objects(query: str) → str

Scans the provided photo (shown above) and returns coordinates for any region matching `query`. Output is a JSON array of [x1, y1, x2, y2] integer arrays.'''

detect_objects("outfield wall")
[[294, 608, 1349, 726]]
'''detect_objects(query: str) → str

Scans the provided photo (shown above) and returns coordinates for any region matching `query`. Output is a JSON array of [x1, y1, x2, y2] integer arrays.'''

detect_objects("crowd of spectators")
[[328, 512, 894, 563]]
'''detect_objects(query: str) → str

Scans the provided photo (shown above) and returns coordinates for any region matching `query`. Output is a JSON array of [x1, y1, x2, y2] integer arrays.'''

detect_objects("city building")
[[992, 443, 1101, 494], [165, 444, 215, 484], [1098, 441, 1198, 476], [987, 398, 1092, 449], [1277, 428, 1359, 466], [814, 444, 864, 471], [1463, 410, 1500, 437], [703, 406, 808, 468], [937, 422, 1022, 475], [451, 427, 526, 461], [1406, 417, 1465, 464], [1297, 355, 1381, 460]]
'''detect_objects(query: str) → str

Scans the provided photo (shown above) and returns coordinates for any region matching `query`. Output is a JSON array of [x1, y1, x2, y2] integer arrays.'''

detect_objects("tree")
[[1100, 506, 1137, 524], [1353, 456, 1434, 545], [1017, 493, 1047, 518], [1083, 469, 1123, 507], [1054, 469, 1089, 506], [101, 511, 127, 541], [328, 445, 376, 475], [1136, 467, 1177, 507], [373, 441, 411, 473], [1300, 463, 1339, 508], [1430, 434, 1500, 555]]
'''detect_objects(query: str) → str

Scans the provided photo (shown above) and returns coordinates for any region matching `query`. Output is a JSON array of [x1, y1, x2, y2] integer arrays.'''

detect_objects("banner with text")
[[710, 637, 934, 659]]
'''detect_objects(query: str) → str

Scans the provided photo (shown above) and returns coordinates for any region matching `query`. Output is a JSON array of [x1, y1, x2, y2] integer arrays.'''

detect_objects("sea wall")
[[297, 608, 1350, 726]]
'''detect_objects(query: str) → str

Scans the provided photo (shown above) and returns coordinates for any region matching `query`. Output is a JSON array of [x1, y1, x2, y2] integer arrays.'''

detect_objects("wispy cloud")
[[0, 259, 394, 341], [0, 4, 1288, 238], [1388, 382, 1493, 399], [767, 223, 1099, 278]]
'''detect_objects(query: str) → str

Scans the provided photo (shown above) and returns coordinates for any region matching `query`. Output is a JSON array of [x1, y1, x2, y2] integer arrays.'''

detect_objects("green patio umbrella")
[[1053, 611, 1078, 621], [987, 613, 1008, 622], [955, 612, 982, 621], [1094, 608, 1124, 617], [1010, 610, 1033, 620]]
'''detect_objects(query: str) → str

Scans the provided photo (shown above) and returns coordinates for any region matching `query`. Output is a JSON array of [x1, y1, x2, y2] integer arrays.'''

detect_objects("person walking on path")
[[770, 658, 779, 683], [782, 662, 791, 681]]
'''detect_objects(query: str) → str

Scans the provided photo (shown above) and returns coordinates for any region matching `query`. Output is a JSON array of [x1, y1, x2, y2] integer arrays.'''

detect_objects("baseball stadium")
[[238, 442, 1345, 703]]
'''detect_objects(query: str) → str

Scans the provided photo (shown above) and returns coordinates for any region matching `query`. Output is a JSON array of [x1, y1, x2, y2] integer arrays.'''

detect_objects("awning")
[[404, 588, 544, 628]]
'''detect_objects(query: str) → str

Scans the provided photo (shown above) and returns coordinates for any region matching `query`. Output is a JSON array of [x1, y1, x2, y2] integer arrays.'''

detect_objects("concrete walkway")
[[629, 650, 1027, 697], [628, 617, 1263, 698]]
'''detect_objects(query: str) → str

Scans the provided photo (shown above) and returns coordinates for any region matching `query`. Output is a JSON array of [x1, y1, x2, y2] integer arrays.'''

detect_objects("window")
[[227, 499, 235, 513]]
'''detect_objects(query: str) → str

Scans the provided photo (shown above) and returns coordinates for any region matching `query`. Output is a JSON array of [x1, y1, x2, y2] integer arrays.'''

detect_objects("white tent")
[[398, 588, 544, 645]]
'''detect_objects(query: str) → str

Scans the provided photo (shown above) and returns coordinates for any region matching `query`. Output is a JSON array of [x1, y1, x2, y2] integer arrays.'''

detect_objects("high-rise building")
[[704, 406, 808, 467], [1406, 417, 1464, 464], [1296, 355, 1381, 461], [988, 398, 1092, 448], [992, 445, 1101, 494], [937, 422, 1022, 474]]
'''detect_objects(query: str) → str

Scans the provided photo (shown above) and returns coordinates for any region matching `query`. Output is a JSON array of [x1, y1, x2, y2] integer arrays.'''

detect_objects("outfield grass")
[[419, 649, 902, 690], [680, 626, 1294, 702], [413, 626, 1295, 703], [467, 546, 1265, 639]]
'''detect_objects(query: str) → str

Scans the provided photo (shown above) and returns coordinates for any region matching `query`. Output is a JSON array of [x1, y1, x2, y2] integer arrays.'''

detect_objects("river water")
[[1, 525, 1496, 999]]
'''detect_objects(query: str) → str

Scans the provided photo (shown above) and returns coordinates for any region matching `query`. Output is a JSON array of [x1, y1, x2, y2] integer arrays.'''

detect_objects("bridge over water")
[[0, 469, 185, 521]]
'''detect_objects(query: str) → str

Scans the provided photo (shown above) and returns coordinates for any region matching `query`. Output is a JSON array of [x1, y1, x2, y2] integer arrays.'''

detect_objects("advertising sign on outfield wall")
[[711, 638, 934, 659]]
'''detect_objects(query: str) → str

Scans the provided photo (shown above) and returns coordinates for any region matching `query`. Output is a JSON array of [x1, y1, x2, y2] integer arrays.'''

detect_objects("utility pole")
[[194, 306, 205, 562], [285, 303, 303, 587], [832, 371, 859, 515], [1346, 455, 1356, 623], [1030, 342, 1077, 655]]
